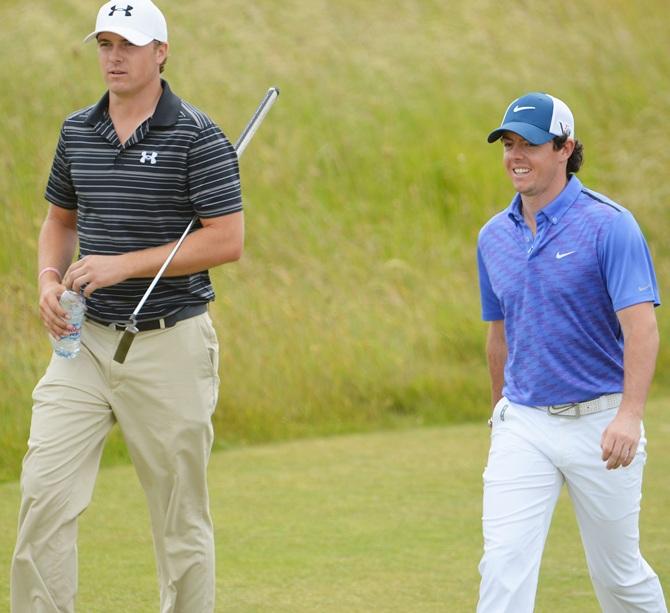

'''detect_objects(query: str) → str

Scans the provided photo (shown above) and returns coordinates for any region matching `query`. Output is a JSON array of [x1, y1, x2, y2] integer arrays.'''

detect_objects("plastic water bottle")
[[51, 290, 86, 359]]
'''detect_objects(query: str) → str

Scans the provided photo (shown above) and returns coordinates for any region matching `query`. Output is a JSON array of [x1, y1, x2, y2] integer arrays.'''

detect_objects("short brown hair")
[[553, 134, 583, 176]]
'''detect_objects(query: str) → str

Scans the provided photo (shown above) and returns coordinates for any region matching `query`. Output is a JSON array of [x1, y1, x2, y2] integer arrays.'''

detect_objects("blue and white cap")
[[487, 92, 575, 145]]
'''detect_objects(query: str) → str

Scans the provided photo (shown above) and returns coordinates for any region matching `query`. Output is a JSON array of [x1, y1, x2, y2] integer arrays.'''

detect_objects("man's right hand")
[[39, 280, 72, 340]]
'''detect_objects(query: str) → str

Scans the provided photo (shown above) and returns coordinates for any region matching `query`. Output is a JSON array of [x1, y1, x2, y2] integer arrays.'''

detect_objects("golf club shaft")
[[130, 87, 279, 320]]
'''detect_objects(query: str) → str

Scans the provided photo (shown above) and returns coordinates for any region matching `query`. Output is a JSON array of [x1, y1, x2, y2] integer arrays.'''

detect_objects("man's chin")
[[106, 82, 135, 97], [511, 179, 530, 194]]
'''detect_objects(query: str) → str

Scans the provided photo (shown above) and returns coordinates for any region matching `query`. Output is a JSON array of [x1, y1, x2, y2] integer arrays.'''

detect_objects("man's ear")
[[561, 138, 576, 160], [155, 42, 169, 64]]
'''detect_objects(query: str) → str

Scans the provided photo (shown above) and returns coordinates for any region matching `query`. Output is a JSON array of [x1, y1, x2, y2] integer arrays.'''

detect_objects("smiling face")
[[501, 131, 574, 208], [97, 32, 168, 97]]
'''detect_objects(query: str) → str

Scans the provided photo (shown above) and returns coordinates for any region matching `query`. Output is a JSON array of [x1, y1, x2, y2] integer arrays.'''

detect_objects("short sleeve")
[[188, 123, 242, 218], [45, 124, 77, 209], [478, 244, 504, 321], [600, 211, 660, 311]]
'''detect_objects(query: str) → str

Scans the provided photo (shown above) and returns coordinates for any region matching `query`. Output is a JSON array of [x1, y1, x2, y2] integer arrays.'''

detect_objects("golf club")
[[113, 86, 279, 364]]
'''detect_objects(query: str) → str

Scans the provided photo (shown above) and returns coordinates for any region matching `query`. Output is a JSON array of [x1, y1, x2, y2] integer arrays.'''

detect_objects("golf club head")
[[113, 325, 139, 364]]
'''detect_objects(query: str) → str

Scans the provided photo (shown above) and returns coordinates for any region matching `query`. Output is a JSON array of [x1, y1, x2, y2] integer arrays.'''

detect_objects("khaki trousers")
[[11, 312, 220, 613]]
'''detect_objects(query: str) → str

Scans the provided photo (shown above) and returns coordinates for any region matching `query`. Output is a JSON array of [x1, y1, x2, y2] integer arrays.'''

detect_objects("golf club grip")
[[235, 87, 279, 157], [130, 87, 280, 320]]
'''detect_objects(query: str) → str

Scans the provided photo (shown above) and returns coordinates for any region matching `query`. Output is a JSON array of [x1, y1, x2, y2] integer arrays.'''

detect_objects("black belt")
[[87, 303, 208, 332]]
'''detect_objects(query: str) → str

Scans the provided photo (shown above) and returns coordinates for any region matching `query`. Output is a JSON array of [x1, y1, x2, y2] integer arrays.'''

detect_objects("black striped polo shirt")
[[45, 80, 242, 324]]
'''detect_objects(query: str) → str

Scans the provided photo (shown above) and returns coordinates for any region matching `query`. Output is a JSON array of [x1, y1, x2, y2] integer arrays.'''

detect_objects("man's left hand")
[[64, 255, 130, 297], [600, 411, 642, 470]]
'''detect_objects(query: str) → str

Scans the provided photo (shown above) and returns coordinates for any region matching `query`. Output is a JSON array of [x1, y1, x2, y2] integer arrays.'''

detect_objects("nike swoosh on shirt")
[[555, 250, 576, 259], [513, 105, 536, 112], [638, 284, 651, 292]]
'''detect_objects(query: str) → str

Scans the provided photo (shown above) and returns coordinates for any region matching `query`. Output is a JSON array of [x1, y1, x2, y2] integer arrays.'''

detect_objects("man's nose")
[[509, 143, 524, 158]]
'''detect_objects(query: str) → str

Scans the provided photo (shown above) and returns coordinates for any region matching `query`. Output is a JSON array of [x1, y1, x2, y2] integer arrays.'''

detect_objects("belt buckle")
[[547, 402, 580, 417]]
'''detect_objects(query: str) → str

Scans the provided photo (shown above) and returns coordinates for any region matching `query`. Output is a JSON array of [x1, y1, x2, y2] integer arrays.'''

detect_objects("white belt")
[[533, 393, 622, 417]]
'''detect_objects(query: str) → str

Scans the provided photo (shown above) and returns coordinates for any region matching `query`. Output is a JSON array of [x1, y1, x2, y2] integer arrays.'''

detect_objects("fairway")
[[2, 401, 669, 612]]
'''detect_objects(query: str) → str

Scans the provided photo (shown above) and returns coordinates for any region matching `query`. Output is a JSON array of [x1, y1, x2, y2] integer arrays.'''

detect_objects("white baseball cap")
[[84, 0, 168, 46]]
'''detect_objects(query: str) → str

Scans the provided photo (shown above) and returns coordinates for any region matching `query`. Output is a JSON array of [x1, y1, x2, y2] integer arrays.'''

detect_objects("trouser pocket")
[[488, 397, 509, 428]]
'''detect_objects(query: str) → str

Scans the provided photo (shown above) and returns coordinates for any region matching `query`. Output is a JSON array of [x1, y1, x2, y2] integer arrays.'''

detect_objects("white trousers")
[[477, 398, 667, 613]]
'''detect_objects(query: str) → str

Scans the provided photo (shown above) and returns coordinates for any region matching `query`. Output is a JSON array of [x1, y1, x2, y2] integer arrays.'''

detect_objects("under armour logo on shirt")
[[140, 151, 158, 164], [108, 5, 134, 17]]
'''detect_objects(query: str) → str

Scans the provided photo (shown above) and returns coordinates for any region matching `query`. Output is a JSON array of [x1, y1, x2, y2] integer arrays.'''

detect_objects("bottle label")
[[60, 327, 81, 340]]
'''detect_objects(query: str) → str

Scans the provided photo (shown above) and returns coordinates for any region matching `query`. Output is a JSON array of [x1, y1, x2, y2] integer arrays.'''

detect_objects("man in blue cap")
[[476, 92, 667, 612]]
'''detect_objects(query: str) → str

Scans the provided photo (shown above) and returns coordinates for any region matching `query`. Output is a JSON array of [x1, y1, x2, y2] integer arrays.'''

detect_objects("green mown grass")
[[1, 397, 668, 611], [1, 0, 670, 481]]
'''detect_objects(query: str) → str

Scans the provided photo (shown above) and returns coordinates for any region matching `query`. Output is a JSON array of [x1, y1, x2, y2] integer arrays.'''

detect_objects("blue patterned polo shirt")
[[477, 175, 660, 406]]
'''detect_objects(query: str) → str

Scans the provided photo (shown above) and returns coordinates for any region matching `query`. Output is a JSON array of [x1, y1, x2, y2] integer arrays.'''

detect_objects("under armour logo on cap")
[[84, 0, 168, 46], [108, 5, 134, 17]]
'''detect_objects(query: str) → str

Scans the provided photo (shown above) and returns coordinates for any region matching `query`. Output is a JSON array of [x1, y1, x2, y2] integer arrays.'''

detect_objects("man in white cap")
[[476, 92, 666, 611], [11, 1, 243, 611]]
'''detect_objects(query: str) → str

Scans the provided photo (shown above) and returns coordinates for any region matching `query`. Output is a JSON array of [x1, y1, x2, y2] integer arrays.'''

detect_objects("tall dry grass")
[[1, 0, 669, 480]]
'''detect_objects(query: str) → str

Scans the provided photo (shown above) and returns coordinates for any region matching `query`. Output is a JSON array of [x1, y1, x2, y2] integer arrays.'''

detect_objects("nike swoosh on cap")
[[513, 105, 536, 112], [555, 250, 576, 259]]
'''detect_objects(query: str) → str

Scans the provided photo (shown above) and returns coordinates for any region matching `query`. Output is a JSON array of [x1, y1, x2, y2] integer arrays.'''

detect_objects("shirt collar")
[[151, 80, 181, 126], [506, 175, 583, 226], [85, 79, 181, 127]]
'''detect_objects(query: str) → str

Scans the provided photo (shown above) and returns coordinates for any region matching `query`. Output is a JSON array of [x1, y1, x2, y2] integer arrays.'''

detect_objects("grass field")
[[2, 2, 669, 609], [1, 0, 670, 481], [2, 397, 669, 611]]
